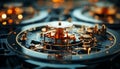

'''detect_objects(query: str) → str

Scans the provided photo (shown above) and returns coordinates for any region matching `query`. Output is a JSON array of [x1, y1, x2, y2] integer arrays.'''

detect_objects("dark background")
[[0, 0, 120, 69]]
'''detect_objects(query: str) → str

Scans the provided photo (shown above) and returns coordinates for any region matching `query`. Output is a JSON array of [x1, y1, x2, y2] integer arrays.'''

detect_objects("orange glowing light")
[[1, 13, 7, 19], [52, 0, 64, 3], [2, 21, 7, 25], [42, 28, 47, 32], [107, 8, 116, 15], [108, 20, 114, 24], [107, 16, 114, 24], [18, 14, 23, 19], [8, 19, 13, 24], [7, 9, 13, 14], [94, 8, 102, 14], [15, 7, 23, 14]]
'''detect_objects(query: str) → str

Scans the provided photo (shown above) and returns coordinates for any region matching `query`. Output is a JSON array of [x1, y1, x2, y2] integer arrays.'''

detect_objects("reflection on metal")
[[7, 21, 120, 68]]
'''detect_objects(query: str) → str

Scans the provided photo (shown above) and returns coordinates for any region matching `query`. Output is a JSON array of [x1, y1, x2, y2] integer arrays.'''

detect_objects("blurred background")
[[0, 0, 120, 69]]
